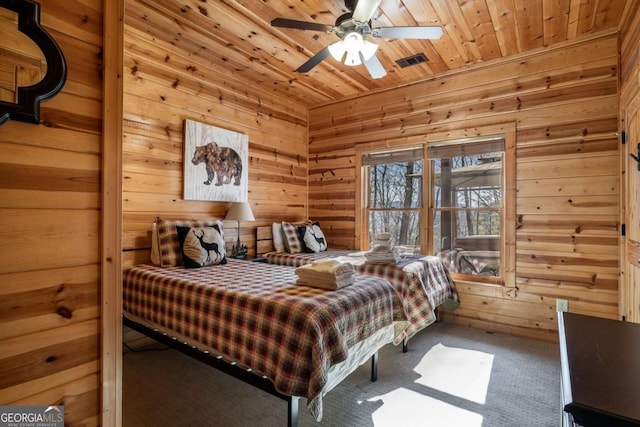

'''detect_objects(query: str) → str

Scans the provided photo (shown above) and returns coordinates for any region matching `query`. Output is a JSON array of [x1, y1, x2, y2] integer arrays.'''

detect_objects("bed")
[[126, 219, 408, 426], [257, 223, 459, 351]]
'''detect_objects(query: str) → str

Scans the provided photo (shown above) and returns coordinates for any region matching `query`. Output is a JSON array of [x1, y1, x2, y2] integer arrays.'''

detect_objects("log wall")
[[0, 0, 104, 424], [308, 32, 621, 341], [1, 1, 637, 424], [619, 1, 640, 322], [121, 0, 310, 267]]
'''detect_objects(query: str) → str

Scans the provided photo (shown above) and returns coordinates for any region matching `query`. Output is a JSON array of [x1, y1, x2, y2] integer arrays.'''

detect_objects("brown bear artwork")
[[191, 142, 243, 186], [183, 119, 248, 202]]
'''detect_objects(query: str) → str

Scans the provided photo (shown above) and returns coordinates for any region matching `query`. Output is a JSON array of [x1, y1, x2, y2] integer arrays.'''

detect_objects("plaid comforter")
[[122, 259, 406, 421], [264, 250, 357, 267], [265, 250, 459, 342]]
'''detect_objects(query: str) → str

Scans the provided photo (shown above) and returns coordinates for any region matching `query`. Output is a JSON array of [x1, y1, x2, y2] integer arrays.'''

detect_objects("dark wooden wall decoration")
[[0, 0, 67, 124]]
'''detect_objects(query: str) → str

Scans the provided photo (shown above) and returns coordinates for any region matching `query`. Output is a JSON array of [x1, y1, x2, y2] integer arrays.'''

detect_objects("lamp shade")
[[225, 202, 255, 221], [329, 32, 378, 67]]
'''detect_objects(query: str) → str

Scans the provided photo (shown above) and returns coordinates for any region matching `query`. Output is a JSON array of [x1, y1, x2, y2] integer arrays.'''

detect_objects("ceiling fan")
[[271, 0, 443, 79]]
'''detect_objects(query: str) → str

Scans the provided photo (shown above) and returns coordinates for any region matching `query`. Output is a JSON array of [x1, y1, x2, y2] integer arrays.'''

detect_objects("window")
[[429, 139, 504, 283], [358, 132, 514, 286], [363, 147, 423, 255]]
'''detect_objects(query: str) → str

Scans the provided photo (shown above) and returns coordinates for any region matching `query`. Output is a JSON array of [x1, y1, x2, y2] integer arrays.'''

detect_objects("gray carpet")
[[123, 322, 560, 426]]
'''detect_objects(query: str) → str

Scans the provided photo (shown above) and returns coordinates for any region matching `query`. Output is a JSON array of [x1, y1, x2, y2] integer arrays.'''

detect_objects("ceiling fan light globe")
[[342, 32, 366, 66], [328, 41, 346, 62], [361, 40, 378, 61], [343, 32, 364, 51], [344, 50, 362, 66]]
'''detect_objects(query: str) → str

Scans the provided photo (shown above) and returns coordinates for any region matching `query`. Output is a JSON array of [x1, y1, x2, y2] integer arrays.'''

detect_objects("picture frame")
[[183, 119, 249, 202]]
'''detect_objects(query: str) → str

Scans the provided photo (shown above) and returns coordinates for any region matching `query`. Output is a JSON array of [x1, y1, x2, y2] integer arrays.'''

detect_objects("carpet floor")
[[123, 322, 561, 427]]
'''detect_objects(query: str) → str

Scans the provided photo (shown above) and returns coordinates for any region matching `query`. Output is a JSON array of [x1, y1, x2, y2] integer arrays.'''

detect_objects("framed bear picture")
[[183, 119, 249, 202]]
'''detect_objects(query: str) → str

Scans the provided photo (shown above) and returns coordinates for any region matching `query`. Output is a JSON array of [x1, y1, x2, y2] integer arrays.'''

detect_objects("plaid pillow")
[[281, 220, 313, 253], [281, 221, 302, 254], [156, 218, 225, 266]]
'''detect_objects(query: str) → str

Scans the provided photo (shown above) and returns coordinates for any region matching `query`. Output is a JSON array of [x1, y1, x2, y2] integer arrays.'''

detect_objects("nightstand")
[[558, 312, 640, 427]]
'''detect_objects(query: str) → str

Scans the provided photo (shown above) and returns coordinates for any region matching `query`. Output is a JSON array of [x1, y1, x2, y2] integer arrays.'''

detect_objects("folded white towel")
[[364, 245, 401, 265], [295, 276, 354, 290], [372, 232, 393, 247], [307, 259, 355, 275], [368, 244, 396, 253], [295, 260, 355, 290], [297, 269, 353, 283]]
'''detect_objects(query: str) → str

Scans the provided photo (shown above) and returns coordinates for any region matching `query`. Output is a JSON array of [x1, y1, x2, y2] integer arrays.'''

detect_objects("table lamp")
[[225, 202, 255, 258]]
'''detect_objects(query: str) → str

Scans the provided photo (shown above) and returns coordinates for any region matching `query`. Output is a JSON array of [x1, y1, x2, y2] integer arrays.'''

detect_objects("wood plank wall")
[[0, 0, 104, 424], [0, 1, 634, 424], [308, 32, 620, 342], [619, 1, 640, 322], [121, 0, 310, 267]]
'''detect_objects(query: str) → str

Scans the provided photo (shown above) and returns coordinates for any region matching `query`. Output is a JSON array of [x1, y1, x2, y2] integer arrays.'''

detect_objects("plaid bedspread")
[[122, 259, 406, 421], [265, 250, 459, 343], [264, 250, 358, 267]]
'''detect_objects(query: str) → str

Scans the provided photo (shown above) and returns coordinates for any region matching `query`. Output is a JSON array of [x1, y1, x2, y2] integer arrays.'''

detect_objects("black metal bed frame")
[[123, 316, 379, 427]]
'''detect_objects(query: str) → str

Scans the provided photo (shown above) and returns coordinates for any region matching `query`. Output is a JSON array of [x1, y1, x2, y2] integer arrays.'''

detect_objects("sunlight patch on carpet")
[[367, 387, 483, 427], [414, 343, 494, 404]]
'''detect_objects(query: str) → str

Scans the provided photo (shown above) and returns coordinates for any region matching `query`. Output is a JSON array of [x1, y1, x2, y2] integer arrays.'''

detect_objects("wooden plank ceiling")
[[126, 0, 628, 107]]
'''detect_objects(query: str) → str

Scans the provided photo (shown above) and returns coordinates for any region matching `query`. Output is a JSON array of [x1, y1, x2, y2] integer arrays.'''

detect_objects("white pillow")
[[272, 222, 285, 253], [150, 220, 160, 265]]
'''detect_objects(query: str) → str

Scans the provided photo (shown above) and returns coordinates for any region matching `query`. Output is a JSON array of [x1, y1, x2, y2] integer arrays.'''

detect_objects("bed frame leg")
[[402, 337, 408, 353], [370, 351, 378, 382], [288, 396, 299, 427]]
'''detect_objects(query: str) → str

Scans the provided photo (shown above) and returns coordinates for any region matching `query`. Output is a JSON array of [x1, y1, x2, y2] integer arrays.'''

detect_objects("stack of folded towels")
[[295, 259, 355, 290], [372, 232, 393, 247], [364, 244, 401, 265], [365, 232, 401, 265]]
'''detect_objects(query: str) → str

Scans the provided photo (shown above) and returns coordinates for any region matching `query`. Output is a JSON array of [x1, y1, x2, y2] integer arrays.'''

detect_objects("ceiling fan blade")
[[271, 18, 334, 32], [352, 0, 383, 23], [373, 26, 444, 39], [361, 52, 387, 79], [296, 46, 331, 73]]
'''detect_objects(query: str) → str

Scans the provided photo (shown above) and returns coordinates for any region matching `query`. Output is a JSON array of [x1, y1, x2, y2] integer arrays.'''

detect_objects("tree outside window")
[[431, 150, 503, 278], [368, 159, 423, 254], [363, 148, 424, 254], [362, 136, 508, 284]]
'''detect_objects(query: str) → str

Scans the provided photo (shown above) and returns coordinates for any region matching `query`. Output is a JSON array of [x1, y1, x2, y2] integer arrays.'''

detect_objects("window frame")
[[362, 146, 424, 254], [355, 125, 516, 288], [427, 138, 505, 285]]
